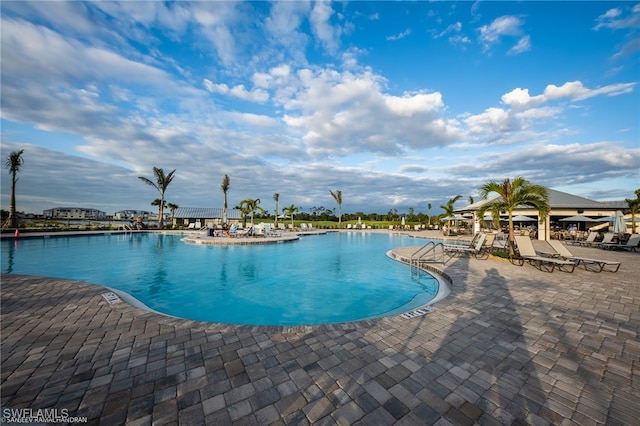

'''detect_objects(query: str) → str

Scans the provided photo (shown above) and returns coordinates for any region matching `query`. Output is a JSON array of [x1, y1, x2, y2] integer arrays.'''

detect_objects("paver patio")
[[1, 233, 638, 425]]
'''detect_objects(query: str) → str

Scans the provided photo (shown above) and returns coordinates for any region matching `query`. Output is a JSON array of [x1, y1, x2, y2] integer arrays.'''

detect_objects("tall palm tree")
[[440, 195, 462, 236], [4, 149, 24, 229], [625, 188, 640, 234], [273, 193, 280, 228], [283, 204, 299, 228], [330, 189, 343, 228], [427, 203, 432, 228], [167, 203, 179, 228], [221, 174, 230, 223], [139, 167, 176, 229], [477, 177, 549, 256]]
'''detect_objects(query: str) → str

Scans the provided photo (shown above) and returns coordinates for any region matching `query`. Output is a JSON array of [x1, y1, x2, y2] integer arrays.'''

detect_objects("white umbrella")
[[613, 210, 626, 234]]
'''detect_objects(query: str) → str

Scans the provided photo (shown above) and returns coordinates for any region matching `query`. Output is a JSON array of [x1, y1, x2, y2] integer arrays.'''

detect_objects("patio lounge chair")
[[594, 232, 616, 249], [570, 231, 598, 247], [444, 233, 489, 259], [598, 234, 640, 251], [234, 226, 253, 237], [514, 235, 576, 273], [546, 240, 621, 273]]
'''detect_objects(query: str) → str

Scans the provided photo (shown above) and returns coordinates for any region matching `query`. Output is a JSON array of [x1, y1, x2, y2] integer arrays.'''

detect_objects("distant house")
[[114, 210, 152, 220], [43, 207, 107, 220], [172, 207, 242, 228]]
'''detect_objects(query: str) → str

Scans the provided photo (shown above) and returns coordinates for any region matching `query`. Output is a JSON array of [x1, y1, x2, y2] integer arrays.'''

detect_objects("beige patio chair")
[[514, 236, 576, 273], [599, 234, 640, 251], [546, 240, 621, 273], [570, 231, 597, 247]]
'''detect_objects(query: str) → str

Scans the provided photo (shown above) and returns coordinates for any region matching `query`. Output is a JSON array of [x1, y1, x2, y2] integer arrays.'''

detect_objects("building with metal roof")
[[456, 189, 627, 240], [172, 207, 242, 228]]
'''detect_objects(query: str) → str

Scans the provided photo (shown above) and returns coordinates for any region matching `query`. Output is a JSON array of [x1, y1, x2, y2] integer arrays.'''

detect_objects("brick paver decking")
[[2, 234, 638, 425]]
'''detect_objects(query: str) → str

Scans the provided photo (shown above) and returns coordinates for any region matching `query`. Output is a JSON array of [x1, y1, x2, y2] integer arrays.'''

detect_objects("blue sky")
[[1, 1, 639, 216]]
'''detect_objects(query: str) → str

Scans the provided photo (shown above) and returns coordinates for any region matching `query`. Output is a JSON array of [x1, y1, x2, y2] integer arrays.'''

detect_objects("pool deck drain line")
[[101, 292, 122, 304], [400, 306, 434, 319]]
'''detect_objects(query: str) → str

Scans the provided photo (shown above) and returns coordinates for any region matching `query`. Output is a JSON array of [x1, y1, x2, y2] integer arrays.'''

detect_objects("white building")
[[114, 210, 152, 220], [43, 207, 107, 220]]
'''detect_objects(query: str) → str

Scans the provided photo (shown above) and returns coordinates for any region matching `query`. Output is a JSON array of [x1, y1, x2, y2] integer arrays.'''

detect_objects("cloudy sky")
[[1, 1, 639, 216]]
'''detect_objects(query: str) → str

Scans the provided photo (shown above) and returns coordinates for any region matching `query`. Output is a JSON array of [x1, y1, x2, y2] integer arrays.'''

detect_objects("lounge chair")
[[226, 224, 239, 237], [444, 233, 489, 259], [546, 240, 621, 273], [570, 231, 598, 247], [594, 232, 616, 249], [513, 235, 576, 273], [599, 234, 640, 251], [235, 226, 253, 237]]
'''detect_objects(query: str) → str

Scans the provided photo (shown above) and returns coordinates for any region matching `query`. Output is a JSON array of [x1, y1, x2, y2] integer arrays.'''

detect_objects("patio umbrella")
[[511, 215, 536, 222], [441, 215, 466, 221], [559, 215, 600, 231], [613, 210, 626, 235], [597, 216, 618, 222], [559, 215, 597, 223]]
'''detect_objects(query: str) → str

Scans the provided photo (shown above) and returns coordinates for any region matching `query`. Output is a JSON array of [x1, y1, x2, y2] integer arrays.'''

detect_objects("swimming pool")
[[1, 232, 441, 326]]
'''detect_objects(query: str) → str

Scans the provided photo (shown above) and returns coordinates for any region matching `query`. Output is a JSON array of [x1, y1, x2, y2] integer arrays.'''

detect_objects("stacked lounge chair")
[[444, 233, 489, 259], [570, 231, 598, 247]]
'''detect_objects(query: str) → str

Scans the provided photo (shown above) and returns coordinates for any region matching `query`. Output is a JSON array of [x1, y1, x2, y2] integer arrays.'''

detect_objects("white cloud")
[[594, 4, 640, 30], [508, 35, 531, 55], [501, 81, 637, 109], [309, 0, 341, 54], [386, 28, 411, 41], [203, 79, 269, 102], [478, 15, 529, 54]]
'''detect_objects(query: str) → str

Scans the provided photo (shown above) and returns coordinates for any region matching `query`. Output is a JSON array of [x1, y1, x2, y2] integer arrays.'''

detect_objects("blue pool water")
[[1, 232, 440, 326]]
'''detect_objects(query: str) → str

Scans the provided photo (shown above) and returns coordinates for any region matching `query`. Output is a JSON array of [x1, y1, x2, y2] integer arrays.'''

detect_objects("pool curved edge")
[[385, 249, 452, 308], [104, 286, 180, 320], [181, 234, 300, 245]]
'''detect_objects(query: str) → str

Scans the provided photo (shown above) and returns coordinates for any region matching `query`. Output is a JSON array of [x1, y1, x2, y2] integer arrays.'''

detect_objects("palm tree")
[[440, 195, 462, 236], [236, 200, 251, 228], [477, 177, 549, 256], [167, 202, 179, 228], [330, 189, 343, 228], [236, 198, 265, 227], [4, 149, 24, 230], [625, 188, 640, 234], [221, 174, 230, 224], [427, 203, 432, 228], [247, 198, 264, 227], [138, 167, 176, 229], [283, 204, 299, 229], [273, 193, 280, 228]]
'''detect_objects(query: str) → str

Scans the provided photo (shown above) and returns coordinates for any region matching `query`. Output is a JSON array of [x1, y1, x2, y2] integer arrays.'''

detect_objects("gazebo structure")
[[456, 189, 627, 240], [172, 207, 242, 229]]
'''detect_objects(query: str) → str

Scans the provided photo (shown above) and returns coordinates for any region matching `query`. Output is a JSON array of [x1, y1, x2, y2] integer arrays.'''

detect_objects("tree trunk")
[[9, 175, 17, 228]]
